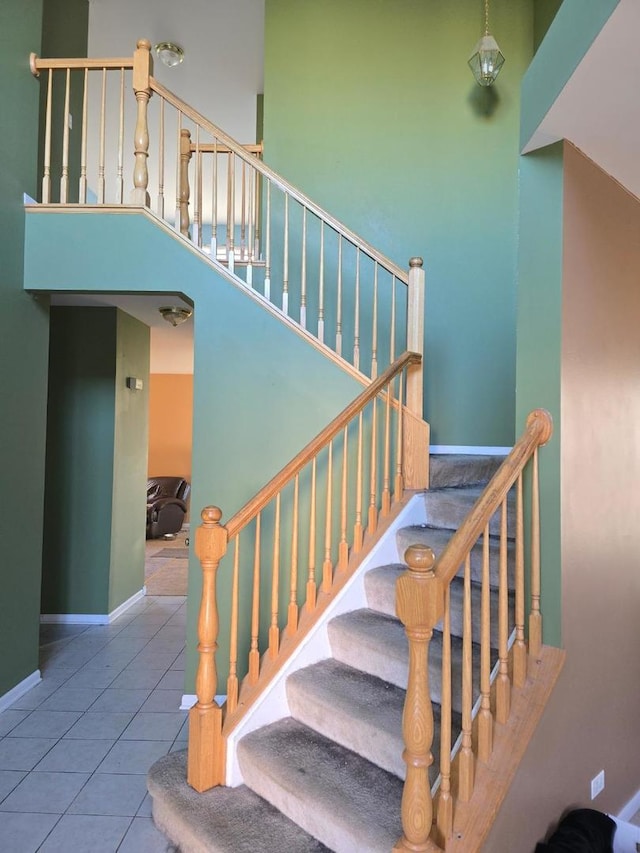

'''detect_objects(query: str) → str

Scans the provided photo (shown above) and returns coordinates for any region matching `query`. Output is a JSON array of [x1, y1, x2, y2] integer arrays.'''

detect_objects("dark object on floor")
[[536, 808, 616, 853], [146, 477, 191, 539]]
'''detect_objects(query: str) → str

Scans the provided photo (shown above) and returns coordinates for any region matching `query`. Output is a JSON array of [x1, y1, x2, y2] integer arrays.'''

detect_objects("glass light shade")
[[154, 42, 185, 68], [468, 34, 505, 87], [159, 306, 192, 326]]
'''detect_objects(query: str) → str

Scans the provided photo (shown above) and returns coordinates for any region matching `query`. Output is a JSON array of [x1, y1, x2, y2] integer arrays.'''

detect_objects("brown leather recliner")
[[146, 477, 190, 539]]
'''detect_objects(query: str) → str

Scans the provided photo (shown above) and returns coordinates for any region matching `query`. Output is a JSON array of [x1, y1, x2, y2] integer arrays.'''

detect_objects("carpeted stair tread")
[[423, 485, 515, 535], [365, 566, 511, 647], [287, 658, 457, 782], [429, 454, 506, 489], [327, 608, 481, 711], [238, 717, 403, 852], [147, 750, 330, 853], [287, 658, 408, 779], [395, 525, 515, 588]]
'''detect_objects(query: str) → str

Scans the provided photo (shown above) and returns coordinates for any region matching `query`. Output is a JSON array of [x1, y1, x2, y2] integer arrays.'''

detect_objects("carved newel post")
[[131, 38, 152, 205], [403, 257, 429, 491], [394, 544, 444, 853], [187, 506, 228, 792]]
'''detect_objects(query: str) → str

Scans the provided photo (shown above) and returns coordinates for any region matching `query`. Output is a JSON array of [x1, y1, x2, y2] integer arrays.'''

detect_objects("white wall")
[[88, 0, 264, 142]]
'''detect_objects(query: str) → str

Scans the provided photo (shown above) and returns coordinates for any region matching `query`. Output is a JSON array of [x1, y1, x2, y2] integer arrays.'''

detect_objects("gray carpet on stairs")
[[423, 484, 515, 534], [395, 525, 515, 587], [147, 750, 331, 853], [237, 718, 403, 853], [328, 607, 481, 713], [429, 453, 506, 488]]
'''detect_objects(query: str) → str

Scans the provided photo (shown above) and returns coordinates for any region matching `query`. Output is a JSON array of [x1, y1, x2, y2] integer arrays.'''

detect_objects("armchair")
[[146, 476, 191, 539]]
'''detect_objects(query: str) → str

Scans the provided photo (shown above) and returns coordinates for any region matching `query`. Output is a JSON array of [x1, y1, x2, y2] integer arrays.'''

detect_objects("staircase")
[[29, 40, 563, 851], [148, 455, 510, 852]]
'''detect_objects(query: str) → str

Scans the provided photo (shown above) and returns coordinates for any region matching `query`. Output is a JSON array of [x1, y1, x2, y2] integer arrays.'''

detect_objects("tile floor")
[[0, 594, 188, 852]]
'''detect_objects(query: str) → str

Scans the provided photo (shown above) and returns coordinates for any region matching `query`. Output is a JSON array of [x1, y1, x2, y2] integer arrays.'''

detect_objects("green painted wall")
[[38, 0, 89, 202], [533, 0, 564, 51], [25, 209, 362, 686], [110, 311, 149, 611], [0, 0, 47, 698], [263, 0, 535, 446], [42, 308, 116, 614], [42, 306, 148, 616], [515, 144, 564, 647]]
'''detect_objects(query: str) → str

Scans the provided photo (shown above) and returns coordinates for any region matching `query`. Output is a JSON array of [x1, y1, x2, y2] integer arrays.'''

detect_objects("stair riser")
[[287, 675, 407, 780], [429, 454, 506, 489], [238, 720, 403, 853], [395, 525, 515, 588], [365, 570, 513, 647], [422, 488, 515, 535], [328, 615, 483, 714]]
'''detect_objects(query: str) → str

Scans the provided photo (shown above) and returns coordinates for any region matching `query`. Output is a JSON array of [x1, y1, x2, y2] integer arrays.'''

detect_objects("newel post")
[[403, 257, 429, 490], [131, 38, 152, 205], [394, 544, 444, 853], [187, 506, 228, 792], [178, 128, 192, 237]]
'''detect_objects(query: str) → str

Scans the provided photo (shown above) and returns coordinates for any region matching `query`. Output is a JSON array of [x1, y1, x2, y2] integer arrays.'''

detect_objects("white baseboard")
[[0, 669, 41, 712], [430, 445, 513, 455], [617, 788, 640, 822], [181, 694, 197, 710], [180, 693, 225, 711], [40, 587, 146, 626]]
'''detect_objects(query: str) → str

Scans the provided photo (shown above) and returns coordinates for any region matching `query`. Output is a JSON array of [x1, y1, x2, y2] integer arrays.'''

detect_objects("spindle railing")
[[394, 408, 553, 852], [187, 351, 428, 792], [30, 39, 417, 380]]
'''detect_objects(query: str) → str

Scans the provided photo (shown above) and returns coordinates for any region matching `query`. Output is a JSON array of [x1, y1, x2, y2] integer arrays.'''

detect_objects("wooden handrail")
[[30, 54, 133, 75], [226, 351, 421, 539], [433, 408, 552, 588], [149, 76, 409, 284], [191, 142, 263, 156]]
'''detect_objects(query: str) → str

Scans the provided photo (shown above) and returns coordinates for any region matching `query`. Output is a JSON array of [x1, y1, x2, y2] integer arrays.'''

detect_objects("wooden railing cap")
[[136, 38, 152, 51], [404, 543, 436, 574], [526, 408, 553, 446], [201, 506, 223, 525], [409, 257, 424, 268]]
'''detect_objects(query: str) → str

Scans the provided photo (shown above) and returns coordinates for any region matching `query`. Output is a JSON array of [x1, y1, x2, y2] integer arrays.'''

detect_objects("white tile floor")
[[0, 596, 188, 852]]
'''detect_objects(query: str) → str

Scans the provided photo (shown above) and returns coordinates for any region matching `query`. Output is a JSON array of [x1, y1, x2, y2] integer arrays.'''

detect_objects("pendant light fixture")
[[468, 0, 505, 87]]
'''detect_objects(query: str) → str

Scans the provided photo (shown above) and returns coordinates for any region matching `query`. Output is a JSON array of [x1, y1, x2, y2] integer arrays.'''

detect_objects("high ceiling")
[[524, 0, 639, 199]]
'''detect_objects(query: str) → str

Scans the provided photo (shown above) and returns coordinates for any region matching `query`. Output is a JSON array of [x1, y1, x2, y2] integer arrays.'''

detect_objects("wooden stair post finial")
[[131, 38, 153, 205], [394, 544, 444, 853], [188, 505, 228, 792]]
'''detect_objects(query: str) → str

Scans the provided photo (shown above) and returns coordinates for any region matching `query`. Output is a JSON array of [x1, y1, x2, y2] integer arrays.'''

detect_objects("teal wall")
[[110, 311, 149, 611], [42, 306, 148, 616], [521, 0, 619, 149], [515, 144, 564, 647], [0, 0, 47, 697], [25, 209, 362, 687], [263, 0, 535, 446]]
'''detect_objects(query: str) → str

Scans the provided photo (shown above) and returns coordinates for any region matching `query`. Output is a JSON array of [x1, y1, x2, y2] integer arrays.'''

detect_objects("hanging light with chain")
[[468, 0, 505, 87]]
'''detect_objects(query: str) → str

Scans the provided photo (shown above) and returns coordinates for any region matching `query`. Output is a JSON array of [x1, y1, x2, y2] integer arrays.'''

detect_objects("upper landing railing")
[[30, 39, 425, 386]]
